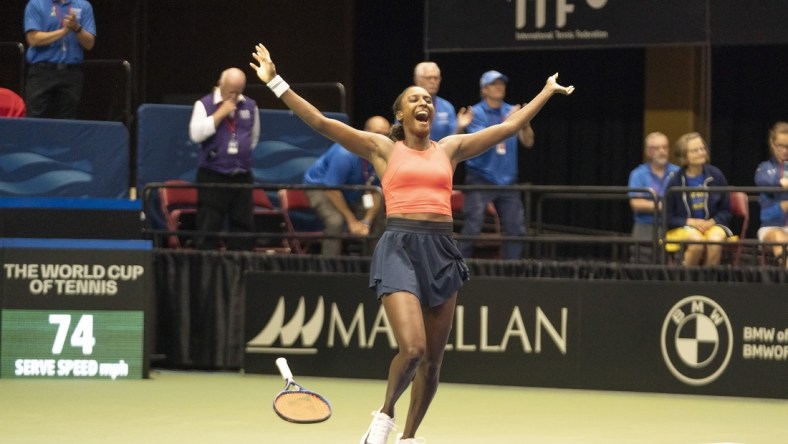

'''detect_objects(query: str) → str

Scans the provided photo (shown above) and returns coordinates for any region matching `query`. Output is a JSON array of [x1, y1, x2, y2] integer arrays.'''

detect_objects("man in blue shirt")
[[628, 131, 680, 261], [413, 62, 472, 141], [24, 0, 96, 118], [304, 116, 390, 256], [459, 70, 534, 260]]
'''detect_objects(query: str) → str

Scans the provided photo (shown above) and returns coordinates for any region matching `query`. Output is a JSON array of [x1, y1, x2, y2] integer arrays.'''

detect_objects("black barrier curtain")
[[154, 251, 370, 369], [154, 250, 787, 370]]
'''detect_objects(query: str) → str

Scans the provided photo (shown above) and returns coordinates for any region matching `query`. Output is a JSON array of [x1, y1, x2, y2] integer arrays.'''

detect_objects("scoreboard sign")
[[0, 239, 152, 379]]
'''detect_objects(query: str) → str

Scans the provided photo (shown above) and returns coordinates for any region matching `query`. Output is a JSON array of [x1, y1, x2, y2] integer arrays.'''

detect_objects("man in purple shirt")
[[189, 67, 261, 250]]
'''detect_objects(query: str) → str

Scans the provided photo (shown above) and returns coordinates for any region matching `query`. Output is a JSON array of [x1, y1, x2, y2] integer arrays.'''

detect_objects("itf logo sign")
[[660, 295, 733, 386], [515, 0, 608, 29]]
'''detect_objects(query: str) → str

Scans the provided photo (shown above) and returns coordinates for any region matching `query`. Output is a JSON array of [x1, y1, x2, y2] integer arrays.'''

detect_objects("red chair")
[[0, 88, 26, 118], [158, 180, 198, 248], [726, 191, 749, 265]]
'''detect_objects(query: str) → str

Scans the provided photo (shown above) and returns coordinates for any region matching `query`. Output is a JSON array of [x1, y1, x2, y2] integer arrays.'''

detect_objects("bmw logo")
[[661, 295, 733, 386]]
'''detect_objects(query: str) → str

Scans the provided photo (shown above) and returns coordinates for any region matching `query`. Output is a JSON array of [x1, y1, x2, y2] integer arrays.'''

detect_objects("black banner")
[[245, 272, 787, 399], [0, 240, 153, 379], [425, 0, 788, 52]]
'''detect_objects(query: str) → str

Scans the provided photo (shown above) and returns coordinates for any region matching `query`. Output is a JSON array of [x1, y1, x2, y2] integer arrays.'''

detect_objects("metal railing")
[[453, 184, 658, 262], [140, 181, 788, 265], [141, 182, 381, 254]]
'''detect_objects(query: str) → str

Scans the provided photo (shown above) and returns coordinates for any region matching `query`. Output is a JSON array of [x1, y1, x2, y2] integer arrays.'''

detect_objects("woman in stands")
[[250, 43, 573, 444], [665, 132, 733, 266], [754, 121, 788, 267]]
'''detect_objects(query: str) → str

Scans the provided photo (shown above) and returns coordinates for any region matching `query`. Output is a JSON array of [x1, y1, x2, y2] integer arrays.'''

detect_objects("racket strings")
[[274, 391, 331, 422]]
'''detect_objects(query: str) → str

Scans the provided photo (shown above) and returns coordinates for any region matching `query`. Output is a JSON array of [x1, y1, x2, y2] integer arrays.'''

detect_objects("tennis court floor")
[[1, 369, 786, 443]]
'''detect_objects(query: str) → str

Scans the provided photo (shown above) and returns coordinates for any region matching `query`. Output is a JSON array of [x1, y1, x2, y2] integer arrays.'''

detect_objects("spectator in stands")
[[754, 121, 788, 267], [23, 0, 96, 119], [0, 88, 26, 117], [665, 132, 733, 266], [412, 61, 472, 141], [627, 131, 680, 261], [304, 115, 390, 256], [251, 43, 572, 444], [188, 67, 260, 250], [458, 70, 535, 260]]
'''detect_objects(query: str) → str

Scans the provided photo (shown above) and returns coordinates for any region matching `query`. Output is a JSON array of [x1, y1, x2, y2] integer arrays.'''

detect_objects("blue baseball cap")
[[480, 70, 509, 88]]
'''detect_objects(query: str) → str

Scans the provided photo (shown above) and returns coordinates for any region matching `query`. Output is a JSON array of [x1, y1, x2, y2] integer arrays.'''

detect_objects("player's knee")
[[399, 344, 426, 363]]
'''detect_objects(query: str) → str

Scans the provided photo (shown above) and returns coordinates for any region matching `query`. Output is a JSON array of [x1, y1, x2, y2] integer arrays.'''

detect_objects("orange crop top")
[[382, 141, 453, 216]]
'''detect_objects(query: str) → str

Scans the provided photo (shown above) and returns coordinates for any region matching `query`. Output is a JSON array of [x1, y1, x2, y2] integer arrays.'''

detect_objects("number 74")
[[49, 314, 96, 355]]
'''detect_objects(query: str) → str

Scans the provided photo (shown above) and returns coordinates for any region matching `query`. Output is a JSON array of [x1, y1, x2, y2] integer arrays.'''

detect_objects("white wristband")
[[267, 75, 290, 99]]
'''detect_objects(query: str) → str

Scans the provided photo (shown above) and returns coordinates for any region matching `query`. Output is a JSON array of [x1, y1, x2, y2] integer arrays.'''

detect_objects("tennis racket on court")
[[272, 357, 332, 424]]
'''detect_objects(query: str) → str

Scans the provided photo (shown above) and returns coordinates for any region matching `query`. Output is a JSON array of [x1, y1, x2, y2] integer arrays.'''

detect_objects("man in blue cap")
[[458, 70, 534, 260]]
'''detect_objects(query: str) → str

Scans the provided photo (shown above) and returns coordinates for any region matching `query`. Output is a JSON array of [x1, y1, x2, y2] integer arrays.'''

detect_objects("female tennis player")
[[251, 44, 573, 444]]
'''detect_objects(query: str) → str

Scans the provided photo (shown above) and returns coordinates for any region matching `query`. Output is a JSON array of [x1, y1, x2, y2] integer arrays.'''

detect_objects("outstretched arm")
[[446, 73, 573, 163], [249, 44, 389, 163]]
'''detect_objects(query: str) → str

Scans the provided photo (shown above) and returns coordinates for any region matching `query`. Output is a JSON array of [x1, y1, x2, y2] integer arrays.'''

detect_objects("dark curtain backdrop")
[[710, 45, 788, 189], [353, 2, 645, 234]]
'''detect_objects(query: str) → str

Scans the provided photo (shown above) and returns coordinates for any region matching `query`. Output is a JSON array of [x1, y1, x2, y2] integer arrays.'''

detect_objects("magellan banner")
[[425, 0, 788, 51], [244, 273, 787, 399]]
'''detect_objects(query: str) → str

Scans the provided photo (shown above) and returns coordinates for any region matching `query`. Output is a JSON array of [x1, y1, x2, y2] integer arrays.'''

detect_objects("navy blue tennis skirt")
[[369, 218, 470, 307]]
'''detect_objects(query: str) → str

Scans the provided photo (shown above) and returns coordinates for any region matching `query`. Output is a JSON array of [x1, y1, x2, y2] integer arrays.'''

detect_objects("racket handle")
[[275, 357, 293, 380]]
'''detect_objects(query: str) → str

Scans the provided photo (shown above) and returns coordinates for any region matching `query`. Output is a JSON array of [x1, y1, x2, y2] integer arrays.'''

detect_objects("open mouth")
[[415, 110, 429, 122]]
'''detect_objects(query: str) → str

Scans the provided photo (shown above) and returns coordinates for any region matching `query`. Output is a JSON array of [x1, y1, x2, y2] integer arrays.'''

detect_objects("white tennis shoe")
[[360, 409, 396, 444]]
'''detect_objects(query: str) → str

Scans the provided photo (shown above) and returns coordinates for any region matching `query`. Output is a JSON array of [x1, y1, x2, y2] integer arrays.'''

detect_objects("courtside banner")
[[0, 240, 152, 379], [425, 0, 707, 51], [244, 273, 787, 399]]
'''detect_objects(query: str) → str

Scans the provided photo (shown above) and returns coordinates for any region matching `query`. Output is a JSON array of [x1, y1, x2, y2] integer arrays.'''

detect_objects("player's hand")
[[250, 43, 277, 83], [546, 73, 574, 96]]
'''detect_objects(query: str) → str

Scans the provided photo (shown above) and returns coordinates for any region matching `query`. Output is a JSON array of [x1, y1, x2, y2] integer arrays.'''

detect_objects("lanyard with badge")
[[361, 159, 374, 209], [493, 109, 506, 155], [226, 115, 239, 155], [54, 3, 69, 52]]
